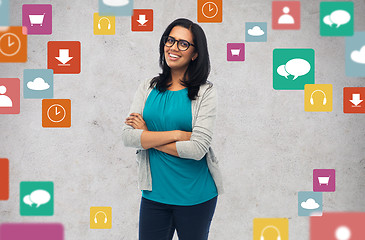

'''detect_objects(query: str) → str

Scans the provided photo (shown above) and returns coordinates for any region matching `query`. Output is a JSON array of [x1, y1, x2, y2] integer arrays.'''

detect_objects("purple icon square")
[[0, 223, 63, 240], [227, 43, 245, 61], [22, 4, 52, 35], [313, 169, 335, 192]]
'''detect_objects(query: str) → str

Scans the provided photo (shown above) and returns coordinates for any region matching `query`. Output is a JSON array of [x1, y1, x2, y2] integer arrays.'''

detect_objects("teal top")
[[142, 87, 218, 206]]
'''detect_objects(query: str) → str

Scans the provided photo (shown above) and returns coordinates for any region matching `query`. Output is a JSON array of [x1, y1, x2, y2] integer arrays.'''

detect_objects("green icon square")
[[20, 181, 54, 216], [320, 1, 354, 36], [273, 49, 315, 90]]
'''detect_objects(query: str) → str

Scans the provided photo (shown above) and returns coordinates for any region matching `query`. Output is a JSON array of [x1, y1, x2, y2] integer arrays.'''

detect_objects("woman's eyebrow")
[[168, 35, 189, 42]]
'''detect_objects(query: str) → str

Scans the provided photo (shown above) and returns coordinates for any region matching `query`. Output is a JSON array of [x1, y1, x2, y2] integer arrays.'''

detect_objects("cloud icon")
[[323, 10, 351, 28], [301, 198, 320, 210], [27, 77, 50, 90], [247, 26, 265, 36], [277, 58, 311, 80], [23, 189, 51, 208], [351, 45, 365, 64]]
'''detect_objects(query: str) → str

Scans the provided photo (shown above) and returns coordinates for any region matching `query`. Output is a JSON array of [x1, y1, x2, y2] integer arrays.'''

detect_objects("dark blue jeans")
[[139, 196, 217, 240]]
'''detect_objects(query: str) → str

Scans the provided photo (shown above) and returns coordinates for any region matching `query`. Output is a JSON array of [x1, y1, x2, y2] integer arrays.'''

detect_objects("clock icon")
[[0, 33, 21, 57], [202, 2, 219, 19], [47, 104, 66, 123]]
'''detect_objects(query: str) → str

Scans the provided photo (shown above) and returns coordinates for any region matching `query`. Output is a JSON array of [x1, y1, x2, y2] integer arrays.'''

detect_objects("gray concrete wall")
[[1, 0, 364, 239]]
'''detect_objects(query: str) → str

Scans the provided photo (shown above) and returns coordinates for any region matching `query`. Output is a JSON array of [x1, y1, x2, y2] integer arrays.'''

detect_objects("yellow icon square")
[[90, 207, 112, 229], [93, 13, 115, 35], [305, 84, 333, 112], [253, 218, 288, 240]]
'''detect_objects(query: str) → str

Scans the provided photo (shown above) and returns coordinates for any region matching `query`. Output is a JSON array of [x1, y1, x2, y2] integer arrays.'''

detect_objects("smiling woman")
[[122, 18, 223, 240]]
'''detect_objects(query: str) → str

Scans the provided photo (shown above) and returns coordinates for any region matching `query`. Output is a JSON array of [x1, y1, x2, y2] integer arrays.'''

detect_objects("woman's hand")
[[125, 113, 148, 131], [175, 130, 192, 141]]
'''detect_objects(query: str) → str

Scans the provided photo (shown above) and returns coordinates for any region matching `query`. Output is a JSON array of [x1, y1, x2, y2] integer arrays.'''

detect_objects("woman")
[[122, 18, 223, 240]]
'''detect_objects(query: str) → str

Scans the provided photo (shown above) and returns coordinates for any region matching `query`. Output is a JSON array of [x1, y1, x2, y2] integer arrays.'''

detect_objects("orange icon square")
[[0, 26, 27, 62], [131, 9, 153, 32], [47, 41, 81, 74], [0, 158, 9, 200], [343, 87, 365, 113], [42, 99, 71, 128], [197, 0, 222, 23]]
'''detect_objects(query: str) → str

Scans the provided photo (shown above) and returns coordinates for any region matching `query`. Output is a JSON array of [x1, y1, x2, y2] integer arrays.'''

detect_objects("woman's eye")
[[180, 41, 189, 47]]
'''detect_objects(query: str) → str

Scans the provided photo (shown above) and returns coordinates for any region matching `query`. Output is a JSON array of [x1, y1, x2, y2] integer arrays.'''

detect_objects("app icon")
[[311, 212, 365, 240], [22, 4, 52, 35], [320, 1, 353, 37], [343, 87, 365, 113], [20, 181, 54, 216], [48, 41, 81, 74], [93, 13, 115, 35], [313, 169, 335, 192], [273, 49, 314, 90], [272, 1, 300, 30], [0, 78, 20, 114], [0, 223, 64, 240], [90, 207, 112, 229], [24, 69, 53, 99], [0, 27, 27, 62], [305, 84, 333, 112], [245, 22, 267, 42], [0, 0, 9, 26], [131, 9, 153, 32], [298, 191, 323, 216], [346, 32, 365, 77], [197, 0, 222, 23], [227, 43, 244, 61], [253, 218, 288, 240], [99, 0, 133, 16], [42, 99, 71, 128], [0, 158, 9, 200]]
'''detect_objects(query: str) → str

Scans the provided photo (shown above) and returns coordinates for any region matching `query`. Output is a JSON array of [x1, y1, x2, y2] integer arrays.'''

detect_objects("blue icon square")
[[98, 0, 133, 16], [346, 32, 365, 77], [298, 191, 323, 217], [0, 0, 9, 26], [245, 22, 267, 42], [23, 69, 53, 99]]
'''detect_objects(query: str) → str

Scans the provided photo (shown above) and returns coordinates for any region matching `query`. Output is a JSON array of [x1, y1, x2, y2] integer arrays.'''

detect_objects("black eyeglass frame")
[[163, 36, 196, 51]]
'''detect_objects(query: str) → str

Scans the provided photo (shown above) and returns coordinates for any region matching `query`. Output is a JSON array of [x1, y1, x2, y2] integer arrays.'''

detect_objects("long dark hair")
[[149, 18, 211, 100]]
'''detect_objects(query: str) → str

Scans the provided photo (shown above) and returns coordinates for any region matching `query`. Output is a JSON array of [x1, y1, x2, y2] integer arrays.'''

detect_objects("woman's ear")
[[192, 53, 198, 61]]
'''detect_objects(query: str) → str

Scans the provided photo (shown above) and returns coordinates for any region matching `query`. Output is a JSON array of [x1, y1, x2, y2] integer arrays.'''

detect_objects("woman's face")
[[164, 26, 198, 72]]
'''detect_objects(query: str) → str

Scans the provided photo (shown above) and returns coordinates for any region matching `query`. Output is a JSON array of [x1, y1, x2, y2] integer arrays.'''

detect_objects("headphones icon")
[[310, 90, 327, 105], [94, 211, 108, 224], [98, 17, 111, 30], [260, 225, 281, 240]]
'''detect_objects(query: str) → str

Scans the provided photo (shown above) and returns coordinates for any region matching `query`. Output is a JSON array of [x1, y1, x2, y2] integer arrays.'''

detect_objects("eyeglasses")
[[163, 36, 195, 51]]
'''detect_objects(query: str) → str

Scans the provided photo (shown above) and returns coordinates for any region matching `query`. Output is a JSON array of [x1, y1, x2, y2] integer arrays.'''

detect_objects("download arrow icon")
[[349, 93, 363, 107], [137, 15, 148, 26], [55, 49, 73, 66]]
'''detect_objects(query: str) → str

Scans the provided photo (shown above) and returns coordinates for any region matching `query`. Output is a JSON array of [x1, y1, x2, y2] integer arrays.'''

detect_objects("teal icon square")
[[0, 0, 9, 26], [346, 32, 365, 77], [298, 191, 322, 216], [98, 0, 133, 16], [273, 48, 315, 90], [23, 69, 53, 99], [245, 22, 267, 42], [320, 1, 354, 36], [20, 181, 54, 216]]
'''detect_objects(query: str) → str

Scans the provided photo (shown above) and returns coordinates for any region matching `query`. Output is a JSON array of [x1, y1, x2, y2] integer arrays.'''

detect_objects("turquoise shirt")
[[142, 87, 218, 206]]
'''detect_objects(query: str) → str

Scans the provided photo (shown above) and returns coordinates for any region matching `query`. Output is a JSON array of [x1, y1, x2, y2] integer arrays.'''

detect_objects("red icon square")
[[47, 41, 81, 74], [131, 9, 153, 32], [0, 78, 20, 114], [0, 158, 9, 200], [344, 87, 365, 113], [272, 1, 300, 30]]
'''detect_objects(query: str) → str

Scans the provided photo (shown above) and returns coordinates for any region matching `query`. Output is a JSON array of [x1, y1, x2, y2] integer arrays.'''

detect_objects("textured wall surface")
[[1, 0, 365, 239]]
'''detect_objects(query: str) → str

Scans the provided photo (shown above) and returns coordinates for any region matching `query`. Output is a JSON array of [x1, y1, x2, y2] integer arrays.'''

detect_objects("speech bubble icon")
[[285, 58, 311, 80], [277, 65, 290, 79], [23, 195, 33, 206], [29, 190, 51, 208], [323, 15, 333, 26], [330, 10, 351, 28]]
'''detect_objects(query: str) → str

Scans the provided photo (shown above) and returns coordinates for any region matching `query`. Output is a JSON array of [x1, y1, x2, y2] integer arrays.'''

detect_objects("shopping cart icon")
[[29, 13, 45, 26], [318, 176, 330, 185], [231, 49, 241, 56]]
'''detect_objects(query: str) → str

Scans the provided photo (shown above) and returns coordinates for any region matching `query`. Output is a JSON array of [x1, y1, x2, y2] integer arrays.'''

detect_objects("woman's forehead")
[[169, 26, 193, 42]]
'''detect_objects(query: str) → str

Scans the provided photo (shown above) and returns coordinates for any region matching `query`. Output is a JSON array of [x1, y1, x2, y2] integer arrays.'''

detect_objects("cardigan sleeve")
[[121, 80, 150, 149], [175, 84, 217, 160]]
